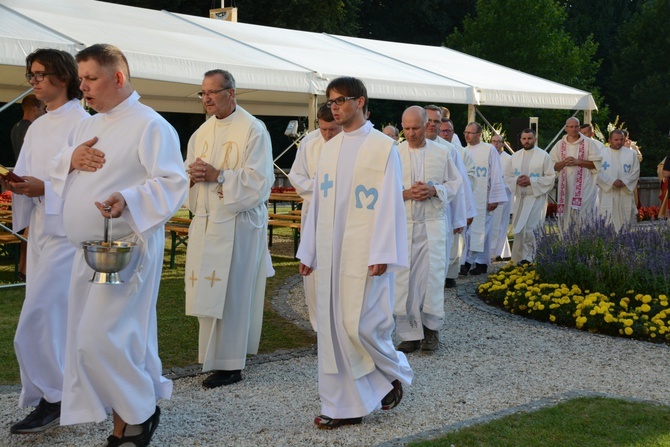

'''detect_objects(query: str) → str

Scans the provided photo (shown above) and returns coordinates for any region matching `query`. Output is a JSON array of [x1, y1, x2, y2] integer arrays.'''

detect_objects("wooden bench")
[[165, 217, 191, 269], [0, 232, 21, 280], [268, 213, 302, 257]]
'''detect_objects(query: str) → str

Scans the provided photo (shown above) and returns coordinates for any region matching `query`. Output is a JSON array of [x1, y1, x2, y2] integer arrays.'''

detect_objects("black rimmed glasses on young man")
[[326, 96, 357, 108], [25, 72, 53, 82]]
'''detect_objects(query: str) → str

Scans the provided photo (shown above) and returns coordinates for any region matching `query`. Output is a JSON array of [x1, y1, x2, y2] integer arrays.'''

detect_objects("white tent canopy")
[[0, 0, 597, 117]]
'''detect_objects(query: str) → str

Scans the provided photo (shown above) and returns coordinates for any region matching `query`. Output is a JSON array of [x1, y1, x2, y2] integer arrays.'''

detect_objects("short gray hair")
[[204, 69, 236, 89]]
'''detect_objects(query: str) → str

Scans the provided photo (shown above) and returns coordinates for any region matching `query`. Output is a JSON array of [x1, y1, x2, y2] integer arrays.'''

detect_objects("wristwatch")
[[217, 169, 225, 184]]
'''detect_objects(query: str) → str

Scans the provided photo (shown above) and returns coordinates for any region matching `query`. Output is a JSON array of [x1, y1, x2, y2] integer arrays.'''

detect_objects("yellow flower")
[[549, 315, 556, 322], [640, 304, 651, 313], [624, 327, 633, 336]]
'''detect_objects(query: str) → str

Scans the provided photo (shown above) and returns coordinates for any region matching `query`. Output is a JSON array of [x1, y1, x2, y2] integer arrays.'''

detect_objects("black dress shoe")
[[459, 262, 471, 276], [518, 259, 531, 266], [444, 278, 457, 288], [469, 263, 488, 275], [202, 370, 242, 388]]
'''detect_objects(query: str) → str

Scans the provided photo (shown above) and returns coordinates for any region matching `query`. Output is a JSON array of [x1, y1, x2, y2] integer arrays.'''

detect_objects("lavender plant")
[[536, 218, 670, 298]]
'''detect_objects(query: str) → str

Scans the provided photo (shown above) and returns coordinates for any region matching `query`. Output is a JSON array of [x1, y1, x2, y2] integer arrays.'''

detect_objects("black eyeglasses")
[[440, 129, 454, 134], [326, 96, 356, 108], [25, 72, 53, 82], [197, 88, 231, 99]]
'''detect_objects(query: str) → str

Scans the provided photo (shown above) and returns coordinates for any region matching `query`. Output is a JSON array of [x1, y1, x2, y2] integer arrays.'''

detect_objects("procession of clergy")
[[292, 108, 639, 357], [288, 98, 639, 430], [10, 42, 639, 445]]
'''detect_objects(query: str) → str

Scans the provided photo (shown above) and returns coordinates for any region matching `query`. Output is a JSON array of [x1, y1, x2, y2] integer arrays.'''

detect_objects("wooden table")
[[165, 216, 191, 269], [268, 192, 303, 212], [0, 209, 21, 279]]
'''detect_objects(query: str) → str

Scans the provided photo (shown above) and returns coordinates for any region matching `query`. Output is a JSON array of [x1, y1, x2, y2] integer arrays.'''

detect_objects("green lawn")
[[411, 397, 670, 447], [0, 225, 314, 384]]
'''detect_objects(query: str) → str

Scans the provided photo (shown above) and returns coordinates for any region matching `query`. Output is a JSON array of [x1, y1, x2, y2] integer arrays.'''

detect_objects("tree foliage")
[[608, 0, 670, 172], [445, 0, 601, 147], [103, 0, 361, 35], [236, 0, 361, 35], [358, 0, 474, 45]]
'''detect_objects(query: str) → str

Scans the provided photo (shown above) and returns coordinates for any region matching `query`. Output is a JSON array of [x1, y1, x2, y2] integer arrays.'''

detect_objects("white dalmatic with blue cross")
[[597, 146, 640, 231]]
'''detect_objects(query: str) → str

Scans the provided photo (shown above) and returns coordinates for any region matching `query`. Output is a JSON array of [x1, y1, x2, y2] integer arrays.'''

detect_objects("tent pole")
[[583, 109, 592, 125], [467, 105, 475, 124], [475, 108, 513, 155], [0, 88, 34, 115], [308, 94, 318, 131]]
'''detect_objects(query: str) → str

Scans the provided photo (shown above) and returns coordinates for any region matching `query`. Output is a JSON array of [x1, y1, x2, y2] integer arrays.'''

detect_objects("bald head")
[[565, 117, 581, 139], [402, 106, 428, 148], [383, 125, 399, 141]]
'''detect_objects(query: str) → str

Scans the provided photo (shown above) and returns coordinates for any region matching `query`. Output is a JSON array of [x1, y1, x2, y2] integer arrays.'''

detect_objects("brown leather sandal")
[[381, 379, 403, 410], [314, 414, 363, 429]]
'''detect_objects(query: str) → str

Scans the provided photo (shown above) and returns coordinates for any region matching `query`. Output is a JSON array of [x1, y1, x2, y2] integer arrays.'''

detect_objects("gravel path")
[[2, 265, 669, 446]]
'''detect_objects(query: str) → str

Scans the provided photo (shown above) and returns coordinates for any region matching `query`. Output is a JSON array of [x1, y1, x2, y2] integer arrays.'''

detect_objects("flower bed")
[[477, 219, 670, 343], [638, 206, 661, 222]]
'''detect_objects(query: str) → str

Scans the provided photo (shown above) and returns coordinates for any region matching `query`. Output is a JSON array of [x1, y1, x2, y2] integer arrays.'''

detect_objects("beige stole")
[[185, 107, 256, 319], [315, 129, 392, 379], [395, 140, 448, 319]]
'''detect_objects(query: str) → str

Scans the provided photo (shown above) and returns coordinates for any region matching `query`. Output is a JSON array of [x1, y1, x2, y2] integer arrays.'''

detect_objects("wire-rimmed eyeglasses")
[[196, 88, 231, 99]]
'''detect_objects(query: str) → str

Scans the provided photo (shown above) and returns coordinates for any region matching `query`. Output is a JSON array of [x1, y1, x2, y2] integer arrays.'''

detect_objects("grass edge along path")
[[391, 393, 670, 447]]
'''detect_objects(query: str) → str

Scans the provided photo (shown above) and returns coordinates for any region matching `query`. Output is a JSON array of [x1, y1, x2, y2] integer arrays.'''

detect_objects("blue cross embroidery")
[[529, 173, 540, 178], [320, 173, 333, 198], [624, 164, 632, 173], [514, 168, 521, 177], [602, 161, 610, 171]]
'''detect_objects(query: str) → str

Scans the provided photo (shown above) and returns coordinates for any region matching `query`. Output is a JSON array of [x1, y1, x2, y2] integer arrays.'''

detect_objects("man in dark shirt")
[[10, 94, 45, 164]]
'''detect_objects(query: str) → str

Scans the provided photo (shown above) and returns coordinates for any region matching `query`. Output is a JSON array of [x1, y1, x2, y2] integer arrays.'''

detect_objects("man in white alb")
[[297, 76, 412, 429], [597, 129, 640, 231], [504, 129, 555, 264], [8, 48, 89, 436], [394, 106, 461, 353], [550, 117, 602, 233], [50, 44, 188, 446], [461, 122, 507, 275], [489, 134, 512, 262], [423, 106, 469, 288], [185, 69, 274, 389], [439, 118, 477, 288], [288, 103, 342, 331]]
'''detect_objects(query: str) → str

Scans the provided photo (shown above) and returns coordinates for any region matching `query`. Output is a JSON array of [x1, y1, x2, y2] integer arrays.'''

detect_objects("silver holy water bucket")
[[81, 211, 135, 284]]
